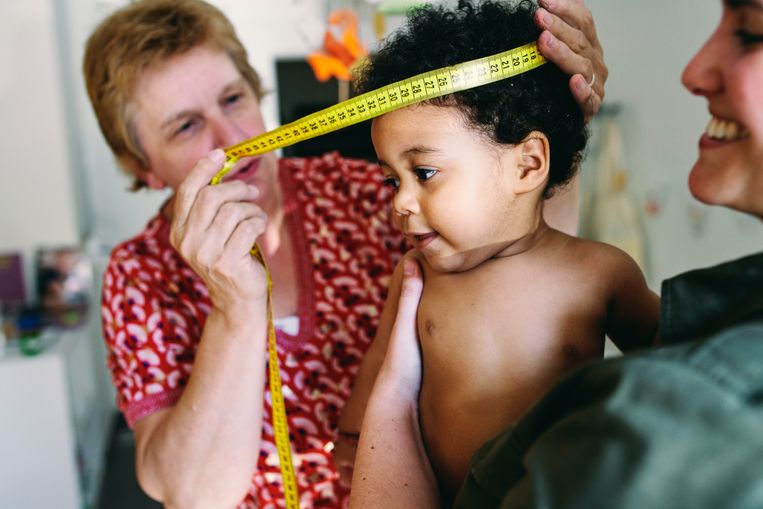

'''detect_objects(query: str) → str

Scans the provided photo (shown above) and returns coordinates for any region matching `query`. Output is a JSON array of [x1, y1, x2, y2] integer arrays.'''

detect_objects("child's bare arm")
[[335, 253, 414, 484], [603, 249, 661, 351]]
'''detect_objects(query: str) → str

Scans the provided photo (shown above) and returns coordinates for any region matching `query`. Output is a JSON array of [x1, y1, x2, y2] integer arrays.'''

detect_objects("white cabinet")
[[0, 321, 115, 509]]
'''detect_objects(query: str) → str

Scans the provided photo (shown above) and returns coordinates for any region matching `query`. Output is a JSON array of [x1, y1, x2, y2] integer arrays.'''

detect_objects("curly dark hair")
[[356, 0, 588, 197]]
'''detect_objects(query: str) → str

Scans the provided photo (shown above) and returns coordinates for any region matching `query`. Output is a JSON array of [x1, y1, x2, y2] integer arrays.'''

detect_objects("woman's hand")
[[535, 0, 607, 121], [350, 257, 438, 508], [377, 258, 425, 398], [137, 150, 269, 507], [170, 149, 269, 318]]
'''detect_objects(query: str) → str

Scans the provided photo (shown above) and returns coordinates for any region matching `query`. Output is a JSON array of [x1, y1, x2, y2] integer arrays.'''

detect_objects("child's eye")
[[735, 29, 763, 47], [413, 167, 438, 182], [383, 176, 400, 190]]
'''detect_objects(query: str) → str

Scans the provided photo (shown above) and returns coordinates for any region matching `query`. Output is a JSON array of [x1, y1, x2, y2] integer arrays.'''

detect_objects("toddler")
[[338, 0, 659, 504]]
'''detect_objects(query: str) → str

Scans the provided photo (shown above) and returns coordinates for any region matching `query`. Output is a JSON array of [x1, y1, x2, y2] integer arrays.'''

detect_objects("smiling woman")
[[681, 0, 763, 218]]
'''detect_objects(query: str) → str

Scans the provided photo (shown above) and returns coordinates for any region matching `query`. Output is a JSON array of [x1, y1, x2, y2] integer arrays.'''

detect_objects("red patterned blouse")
[[101, 153, 407, 508]]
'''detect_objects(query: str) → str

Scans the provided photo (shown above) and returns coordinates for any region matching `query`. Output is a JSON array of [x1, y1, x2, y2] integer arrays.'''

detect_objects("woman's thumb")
[[395, 258, 423, 329]]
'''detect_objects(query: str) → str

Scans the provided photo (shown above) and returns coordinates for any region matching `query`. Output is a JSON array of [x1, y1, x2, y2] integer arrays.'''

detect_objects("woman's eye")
[[224, 93, 242, 106], [175, 119, 197, 136], [413, 167, 438, 182], [383, 176, 400, 190], [735, 29, 763, 47]]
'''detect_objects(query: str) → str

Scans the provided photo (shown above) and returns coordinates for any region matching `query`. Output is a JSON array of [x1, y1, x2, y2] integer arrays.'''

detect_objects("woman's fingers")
[[539, 0, 600, 48], [175, 183, 259, 251], [188, 201, 261, 258], [569, 73, 603, 122], [173, 149, 227, 234], [169, 150, 269, 306], [535, 0, 608, 121], [218, 206, 268, 263], [171, 158, 259, 254], [536, 10, 597, 75]]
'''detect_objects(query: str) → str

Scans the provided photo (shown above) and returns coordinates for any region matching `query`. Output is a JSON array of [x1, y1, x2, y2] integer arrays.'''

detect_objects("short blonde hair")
[[83, 0, 262, 190]]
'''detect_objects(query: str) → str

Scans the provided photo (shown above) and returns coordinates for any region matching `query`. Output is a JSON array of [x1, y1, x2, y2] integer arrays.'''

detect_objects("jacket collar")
[[660, 251, 763, 344]]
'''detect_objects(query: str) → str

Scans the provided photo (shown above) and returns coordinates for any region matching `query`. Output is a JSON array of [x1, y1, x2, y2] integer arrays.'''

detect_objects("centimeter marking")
[[208, 40, 547, 507], [253, 245, 300, 507], [211, 40, 546, 184]]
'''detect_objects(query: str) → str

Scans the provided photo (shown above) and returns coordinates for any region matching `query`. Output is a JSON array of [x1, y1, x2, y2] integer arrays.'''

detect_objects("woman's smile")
[[699, 116, 749, 148]]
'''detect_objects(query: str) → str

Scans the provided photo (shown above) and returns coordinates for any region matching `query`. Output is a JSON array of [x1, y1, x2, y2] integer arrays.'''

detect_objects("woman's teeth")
[[705, 117, 748, 141]]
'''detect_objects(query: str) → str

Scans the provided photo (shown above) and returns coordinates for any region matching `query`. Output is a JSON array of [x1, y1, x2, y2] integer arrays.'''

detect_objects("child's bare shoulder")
[[568, 234, 637, 262], [548, 231, 646, 285]]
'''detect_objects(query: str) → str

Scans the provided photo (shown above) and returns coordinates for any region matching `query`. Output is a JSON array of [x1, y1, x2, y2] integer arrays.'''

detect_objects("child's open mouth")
[[411, 232, 438, 249]]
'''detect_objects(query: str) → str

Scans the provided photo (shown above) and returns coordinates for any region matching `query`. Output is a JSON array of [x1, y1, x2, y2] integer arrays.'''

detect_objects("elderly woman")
[[351, 0, 763, 507], [83, 0, 601, 507]]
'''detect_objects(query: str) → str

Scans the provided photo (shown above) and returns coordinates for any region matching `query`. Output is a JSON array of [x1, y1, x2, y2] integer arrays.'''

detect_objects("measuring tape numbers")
[[253, 246, 300, 508], [211, 40, 546, 184], [208, 40, 547, 508]]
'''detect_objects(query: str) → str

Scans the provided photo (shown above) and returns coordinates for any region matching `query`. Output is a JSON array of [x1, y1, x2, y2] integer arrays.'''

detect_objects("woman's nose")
[[211, 117, 247, 148], [681, 27, 724, 97]]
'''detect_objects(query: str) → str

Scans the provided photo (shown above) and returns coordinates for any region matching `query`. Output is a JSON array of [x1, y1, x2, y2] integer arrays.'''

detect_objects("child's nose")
[[392, 186, 419, 217]]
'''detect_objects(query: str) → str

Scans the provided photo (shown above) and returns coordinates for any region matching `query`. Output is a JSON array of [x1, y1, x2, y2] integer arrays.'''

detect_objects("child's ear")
[[513, 131, 550, 195]]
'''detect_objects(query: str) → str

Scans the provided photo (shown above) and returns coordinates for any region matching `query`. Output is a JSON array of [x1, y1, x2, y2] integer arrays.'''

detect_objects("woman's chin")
[[687, 161, 760, 216], [687, 162, 723, 207]]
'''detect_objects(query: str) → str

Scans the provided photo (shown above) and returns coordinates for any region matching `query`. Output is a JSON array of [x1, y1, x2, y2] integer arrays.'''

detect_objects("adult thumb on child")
[[382, 258, 425, 393], [398, 258, 423, 322]]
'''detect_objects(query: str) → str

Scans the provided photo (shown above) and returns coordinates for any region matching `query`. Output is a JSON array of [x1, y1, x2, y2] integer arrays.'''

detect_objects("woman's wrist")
[[368, 369, 421, 422], [208, 298, 268, 333], [375, 361, 422, 403]]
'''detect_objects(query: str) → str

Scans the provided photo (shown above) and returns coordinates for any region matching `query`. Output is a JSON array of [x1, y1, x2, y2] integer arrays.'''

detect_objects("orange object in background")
[[307, 10, 368, 82]]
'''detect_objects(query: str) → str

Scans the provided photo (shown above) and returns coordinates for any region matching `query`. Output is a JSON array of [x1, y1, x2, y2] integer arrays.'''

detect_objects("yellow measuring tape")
[[211, 41, 546, 184], [252, 245, 300, 508], [209, 40, 546, 508]]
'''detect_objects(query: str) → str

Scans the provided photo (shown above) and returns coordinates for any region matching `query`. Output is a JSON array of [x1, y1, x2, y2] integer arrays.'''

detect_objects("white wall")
[[0, 0, 81, 296], [60, 0, 165, 252]]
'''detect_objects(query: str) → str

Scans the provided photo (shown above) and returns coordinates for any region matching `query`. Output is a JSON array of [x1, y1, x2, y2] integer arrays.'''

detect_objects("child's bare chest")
[[416, 260, 608, 496], [418, 260, 607, 372]]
